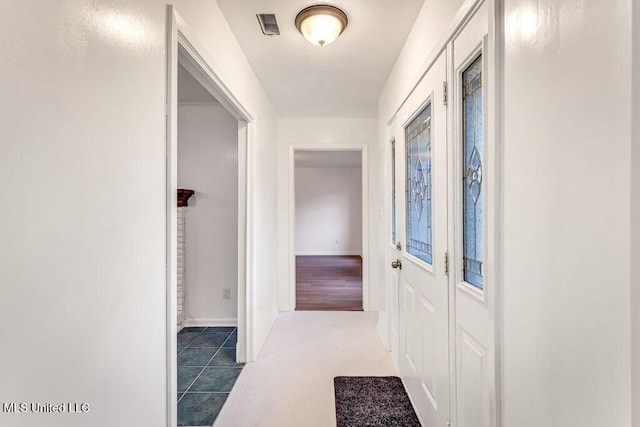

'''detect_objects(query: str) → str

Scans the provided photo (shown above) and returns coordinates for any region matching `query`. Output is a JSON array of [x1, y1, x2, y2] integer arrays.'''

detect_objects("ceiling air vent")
[[257, 14, 280, 36]]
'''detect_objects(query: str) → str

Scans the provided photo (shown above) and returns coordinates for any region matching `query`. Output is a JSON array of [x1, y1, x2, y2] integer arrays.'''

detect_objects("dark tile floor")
[[177, 327, 243, 426]]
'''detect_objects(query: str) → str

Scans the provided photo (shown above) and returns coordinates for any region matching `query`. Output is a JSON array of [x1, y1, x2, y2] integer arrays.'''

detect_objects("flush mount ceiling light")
[[295, 5, 348, 47]]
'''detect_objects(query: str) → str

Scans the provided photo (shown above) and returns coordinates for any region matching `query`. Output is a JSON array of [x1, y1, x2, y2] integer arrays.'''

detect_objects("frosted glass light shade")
[[295, 5, 348, 47]]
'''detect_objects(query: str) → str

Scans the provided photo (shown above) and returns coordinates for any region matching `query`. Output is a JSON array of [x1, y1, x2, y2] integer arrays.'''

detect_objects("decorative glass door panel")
[[405, 104, 433, 264], [394, 51, 449, 426], [462, 56, 484, 289]]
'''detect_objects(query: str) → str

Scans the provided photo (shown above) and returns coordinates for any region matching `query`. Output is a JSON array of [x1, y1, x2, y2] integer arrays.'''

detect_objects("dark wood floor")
[[296, 255, 363, 311]]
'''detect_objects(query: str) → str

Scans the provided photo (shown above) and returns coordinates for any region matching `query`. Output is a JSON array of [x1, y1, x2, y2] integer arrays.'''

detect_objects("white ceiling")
[[216, 0, 424, 117], [295, 150, 362, 168], [178, 63, 219, 103]]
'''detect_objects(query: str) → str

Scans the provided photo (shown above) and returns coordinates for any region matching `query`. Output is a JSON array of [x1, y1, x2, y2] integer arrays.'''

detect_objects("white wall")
[[277, 117, 377, 311], [295, 166, 362, 256], [0, 1, 166, 426], [172, 0, 279, 360], [0, 0, 278, 425], [501, 0, 631, 425], [178, 103, 238, 325], [378, 0, 466, 122]]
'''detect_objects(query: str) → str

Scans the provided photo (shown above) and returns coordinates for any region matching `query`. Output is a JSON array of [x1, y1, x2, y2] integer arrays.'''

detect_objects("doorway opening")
[[174, 60, 245, 426], [166, 10, 254, 426], [291, 148, 367, 311]]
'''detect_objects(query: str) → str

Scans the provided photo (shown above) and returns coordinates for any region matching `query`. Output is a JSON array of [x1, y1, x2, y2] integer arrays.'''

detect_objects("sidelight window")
[[391, 140, 397, 245]]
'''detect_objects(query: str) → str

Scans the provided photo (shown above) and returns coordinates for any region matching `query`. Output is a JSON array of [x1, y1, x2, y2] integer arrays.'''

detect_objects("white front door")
[[392, 51, 450, 427], [449, 4, 495, 427]]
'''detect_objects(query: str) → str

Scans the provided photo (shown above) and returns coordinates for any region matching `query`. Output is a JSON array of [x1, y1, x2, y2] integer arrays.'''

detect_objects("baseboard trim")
[[184, 318, 238, 327], [295, 252, 362, 257]]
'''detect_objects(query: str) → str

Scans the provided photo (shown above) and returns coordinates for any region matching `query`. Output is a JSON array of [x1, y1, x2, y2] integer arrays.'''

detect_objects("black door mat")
[[334, 376, 421, 426]]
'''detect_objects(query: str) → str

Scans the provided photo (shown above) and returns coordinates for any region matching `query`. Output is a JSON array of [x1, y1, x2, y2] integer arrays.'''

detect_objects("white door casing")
[[385, 134, 401, 367], [286, 143, 370, 311], [394, 51, 450, 427]]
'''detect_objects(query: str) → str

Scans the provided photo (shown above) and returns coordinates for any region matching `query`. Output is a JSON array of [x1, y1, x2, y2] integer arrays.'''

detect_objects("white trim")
[[287, 146, 296, 311], [244, 118, 257, 361], [237, 120, 250, 363], [287, 143, 370, 311], [445, 42, 457, 427], [400, 93, 434, 129], [487, 1, 504, 424], [165, 7, 255, 426], [165, 8, 178, 427], [183, 318, 239, 327], [175, 20, 253, 122], [402, 253, 436, 275]]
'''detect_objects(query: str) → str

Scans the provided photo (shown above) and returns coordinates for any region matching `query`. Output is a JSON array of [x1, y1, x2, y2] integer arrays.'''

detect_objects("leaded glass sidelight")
[[405, 104, 432, 264], [462, 55, 484, 289], [391, 140, 397, 245]]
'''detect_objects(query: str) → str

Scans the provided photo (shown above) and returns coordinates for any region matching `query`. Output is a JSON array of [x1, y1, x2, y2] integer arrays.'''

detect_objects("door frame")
[[381, 135, 400, 360], [287, 143, 369, 311], [165, 6, 255, 426]]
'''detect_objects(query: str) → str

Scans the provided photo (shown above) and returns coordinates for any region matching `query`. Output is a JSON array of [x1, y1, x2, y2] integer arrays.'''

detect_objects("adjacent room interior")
[[294, 150, 363, 311]]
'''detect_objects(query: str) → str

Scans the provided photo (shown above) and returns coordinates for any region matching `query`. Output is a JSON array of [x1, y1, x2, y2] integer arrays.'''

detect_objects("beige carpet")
[[213, 311, 397, 427]]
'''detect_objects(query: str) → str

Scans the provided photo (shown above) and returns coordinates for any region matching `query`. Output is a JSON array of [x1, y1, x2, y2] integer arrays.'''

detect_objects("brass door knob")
[[391, 259, 402, 269]]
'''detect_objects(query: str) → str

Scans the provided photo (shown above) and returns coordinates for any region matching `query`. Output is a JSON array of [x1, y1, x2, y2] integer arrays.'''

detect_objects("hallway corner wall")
[[276, 117, 378, 311]]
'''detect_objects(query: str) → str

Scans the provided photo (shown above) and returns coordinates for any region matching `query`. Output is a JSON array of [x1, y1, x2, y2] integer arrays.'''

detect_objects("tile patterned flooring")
[[177, 327, 242, 426]]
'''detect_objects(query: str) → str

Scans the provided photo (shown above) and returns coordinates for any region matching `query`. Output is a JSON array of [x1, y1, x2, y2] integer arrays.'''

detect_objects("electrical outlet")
[[223, 288, 231, 300]]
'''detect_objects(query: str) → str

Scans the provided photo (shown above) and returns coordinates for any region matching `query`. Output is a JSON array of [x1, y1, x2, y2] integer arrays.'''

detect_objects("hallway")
[[213, 311, 395, 426], [2, 0, 637, 426]]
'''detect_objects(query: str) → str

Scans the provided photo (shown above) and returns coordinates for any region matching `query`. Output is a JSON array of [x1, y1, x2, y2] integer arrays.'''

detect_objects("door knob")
[[391, 259, 402, 269]]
